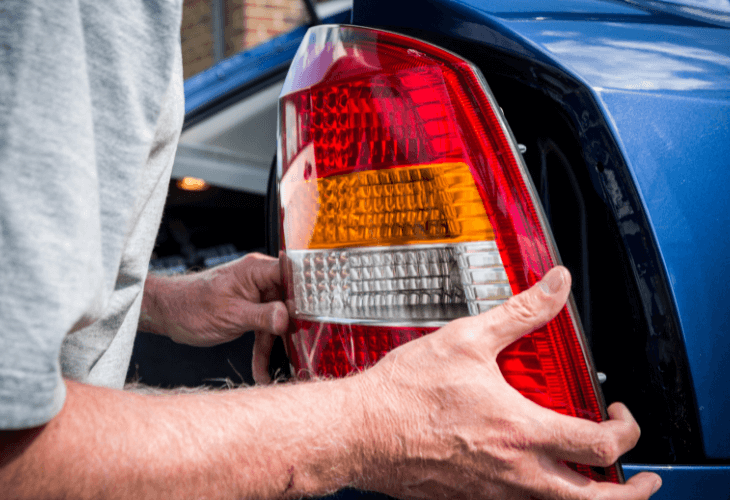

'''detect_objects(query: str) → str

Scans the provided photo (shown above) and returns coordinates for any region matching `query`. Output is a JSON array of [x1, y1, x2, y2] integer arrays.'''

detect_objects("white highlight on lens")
[[289, 242, 512, 323]]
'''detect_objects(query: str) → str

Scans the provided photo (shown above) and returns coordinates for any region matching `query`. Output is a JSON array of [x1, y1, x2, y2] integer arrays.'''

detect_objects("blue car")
[[175, 0, 730, 498]]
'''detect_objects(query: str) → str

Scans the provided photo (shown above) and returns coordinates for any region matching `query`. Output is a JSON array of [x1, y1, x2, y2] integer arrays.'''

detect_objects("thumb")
[[482, 266, 572, 353], [239, 301, 289, 336], [252, 331, 275, 384]]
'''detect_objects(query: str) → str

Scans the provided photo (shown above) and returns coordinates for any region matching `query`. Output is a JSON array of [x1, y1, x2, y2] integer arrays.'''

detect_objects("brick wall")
[[181, 0, 312, 79], [238, 0, 307, 50], [181, 0, 214, 79]]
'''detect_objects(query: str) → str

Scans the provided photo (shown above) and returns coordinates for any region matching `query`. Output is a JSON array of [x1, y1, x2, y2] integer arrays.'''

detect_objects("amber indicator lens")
[[303, 163, 493, 249]]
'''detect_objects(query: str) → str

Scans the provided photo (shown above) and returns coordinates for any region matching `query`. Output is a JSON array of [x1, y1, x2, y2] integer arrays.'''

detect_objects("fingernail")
[[539, 267, 564, 295], [651, 478, 662, 495]]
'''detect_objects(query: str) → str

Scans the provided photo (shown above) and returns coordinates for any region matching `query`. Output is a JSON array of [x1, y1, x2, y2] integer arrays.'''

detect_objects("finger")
[[537, 402, 641, 467], [478, 266, 572, 353], [580, 471, 662, 500], [226, 253, 284, 304], [240, 252, 282, 290], [537, 461, 661, 500], [252, 331, 275, 384], [237, 300, 289, 336], [623, 472, 662, 499]]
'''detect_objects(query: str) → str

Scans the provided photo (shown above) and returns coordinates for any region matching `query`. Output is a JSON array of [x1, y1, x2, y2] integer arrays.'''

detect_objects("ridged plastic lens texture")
[[289, 242, 511, 321], [288, 321, 435, 378], [278, 25, 620, 483], [306, 163, 493, 249]]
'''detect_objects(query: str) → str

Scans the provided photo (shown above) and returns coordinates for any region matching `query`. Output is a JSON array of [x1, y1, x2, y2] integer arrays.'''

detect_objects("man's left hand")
[[140, 253, 288, 383]]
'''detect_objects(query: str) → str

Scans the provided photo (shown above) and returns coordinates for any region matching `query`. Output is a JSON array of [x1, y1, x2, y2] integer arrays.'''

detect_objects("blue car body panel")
[[624, 465, 730, 499], [354, 0, 730, 459]]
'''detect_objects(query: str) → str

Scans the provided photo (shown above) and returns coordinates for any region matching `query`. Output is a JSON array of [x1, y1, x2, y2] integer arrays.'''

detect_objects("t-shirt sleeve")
[[0, 1, 106, 429]]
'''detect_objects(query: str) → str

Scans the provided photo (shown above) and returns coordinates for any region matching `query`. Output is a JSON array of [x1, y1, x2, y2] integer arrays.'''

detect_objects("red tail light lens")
[[277, 25, 621, 483]]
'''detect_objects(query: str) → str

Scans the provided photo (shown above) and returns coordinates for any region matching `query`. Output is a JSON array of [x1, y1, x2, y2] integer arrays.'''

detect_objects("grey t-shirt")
[[0, 0, 184, 429]]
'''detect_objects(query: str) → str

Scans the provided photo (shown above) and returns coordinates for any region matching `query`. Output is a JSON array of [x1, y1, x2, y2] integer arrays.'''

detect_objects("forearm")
[[139, 272, 191, 338], [0, 378, 367, 500]]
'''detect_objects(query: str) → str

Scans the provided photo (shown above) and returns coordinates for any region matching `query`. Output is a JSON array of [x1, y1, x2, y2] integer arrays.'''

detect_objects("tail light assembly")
[[276, 25, 621, 483]]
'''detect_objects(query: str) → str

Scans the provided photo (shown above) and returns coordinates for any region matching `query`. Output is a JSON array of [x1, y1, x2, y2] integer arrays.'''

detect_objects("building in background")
[[181, 0, 317, 79]]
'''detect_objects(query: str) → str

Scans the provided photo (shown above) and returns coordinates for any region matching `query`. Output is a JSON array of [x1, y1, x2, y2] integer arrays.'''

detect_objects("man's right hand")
[[353, 266, 662, 500]]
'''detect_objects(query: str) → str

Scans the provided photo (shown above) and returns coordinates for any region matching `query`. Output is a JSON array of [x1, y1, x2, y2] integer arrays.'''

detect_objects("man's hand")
[[355, 266, 662, 500], [140, 253, 288, 383]]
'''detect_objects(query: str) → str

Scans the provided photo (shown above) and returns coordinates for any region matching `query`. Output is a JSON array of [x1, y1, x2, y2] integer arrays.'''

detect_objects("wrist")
[[139, 272, 169, 335], [234, 376, 373, 498], [139, 272, 198, 338], [350, 368, 408, 493], [297, 376, 371, 494]]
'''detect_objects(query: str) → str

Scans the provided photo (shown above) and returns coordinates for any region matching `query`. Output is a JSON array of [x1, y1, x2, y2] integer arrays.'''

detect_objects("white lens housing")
[[288, 241, 512, 324]]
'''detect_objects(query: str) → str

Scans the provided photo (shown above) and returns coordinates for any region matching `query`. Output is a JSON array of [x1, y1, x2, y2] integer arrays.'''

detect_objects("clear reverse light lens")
[[289, 241, 511, 323]]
